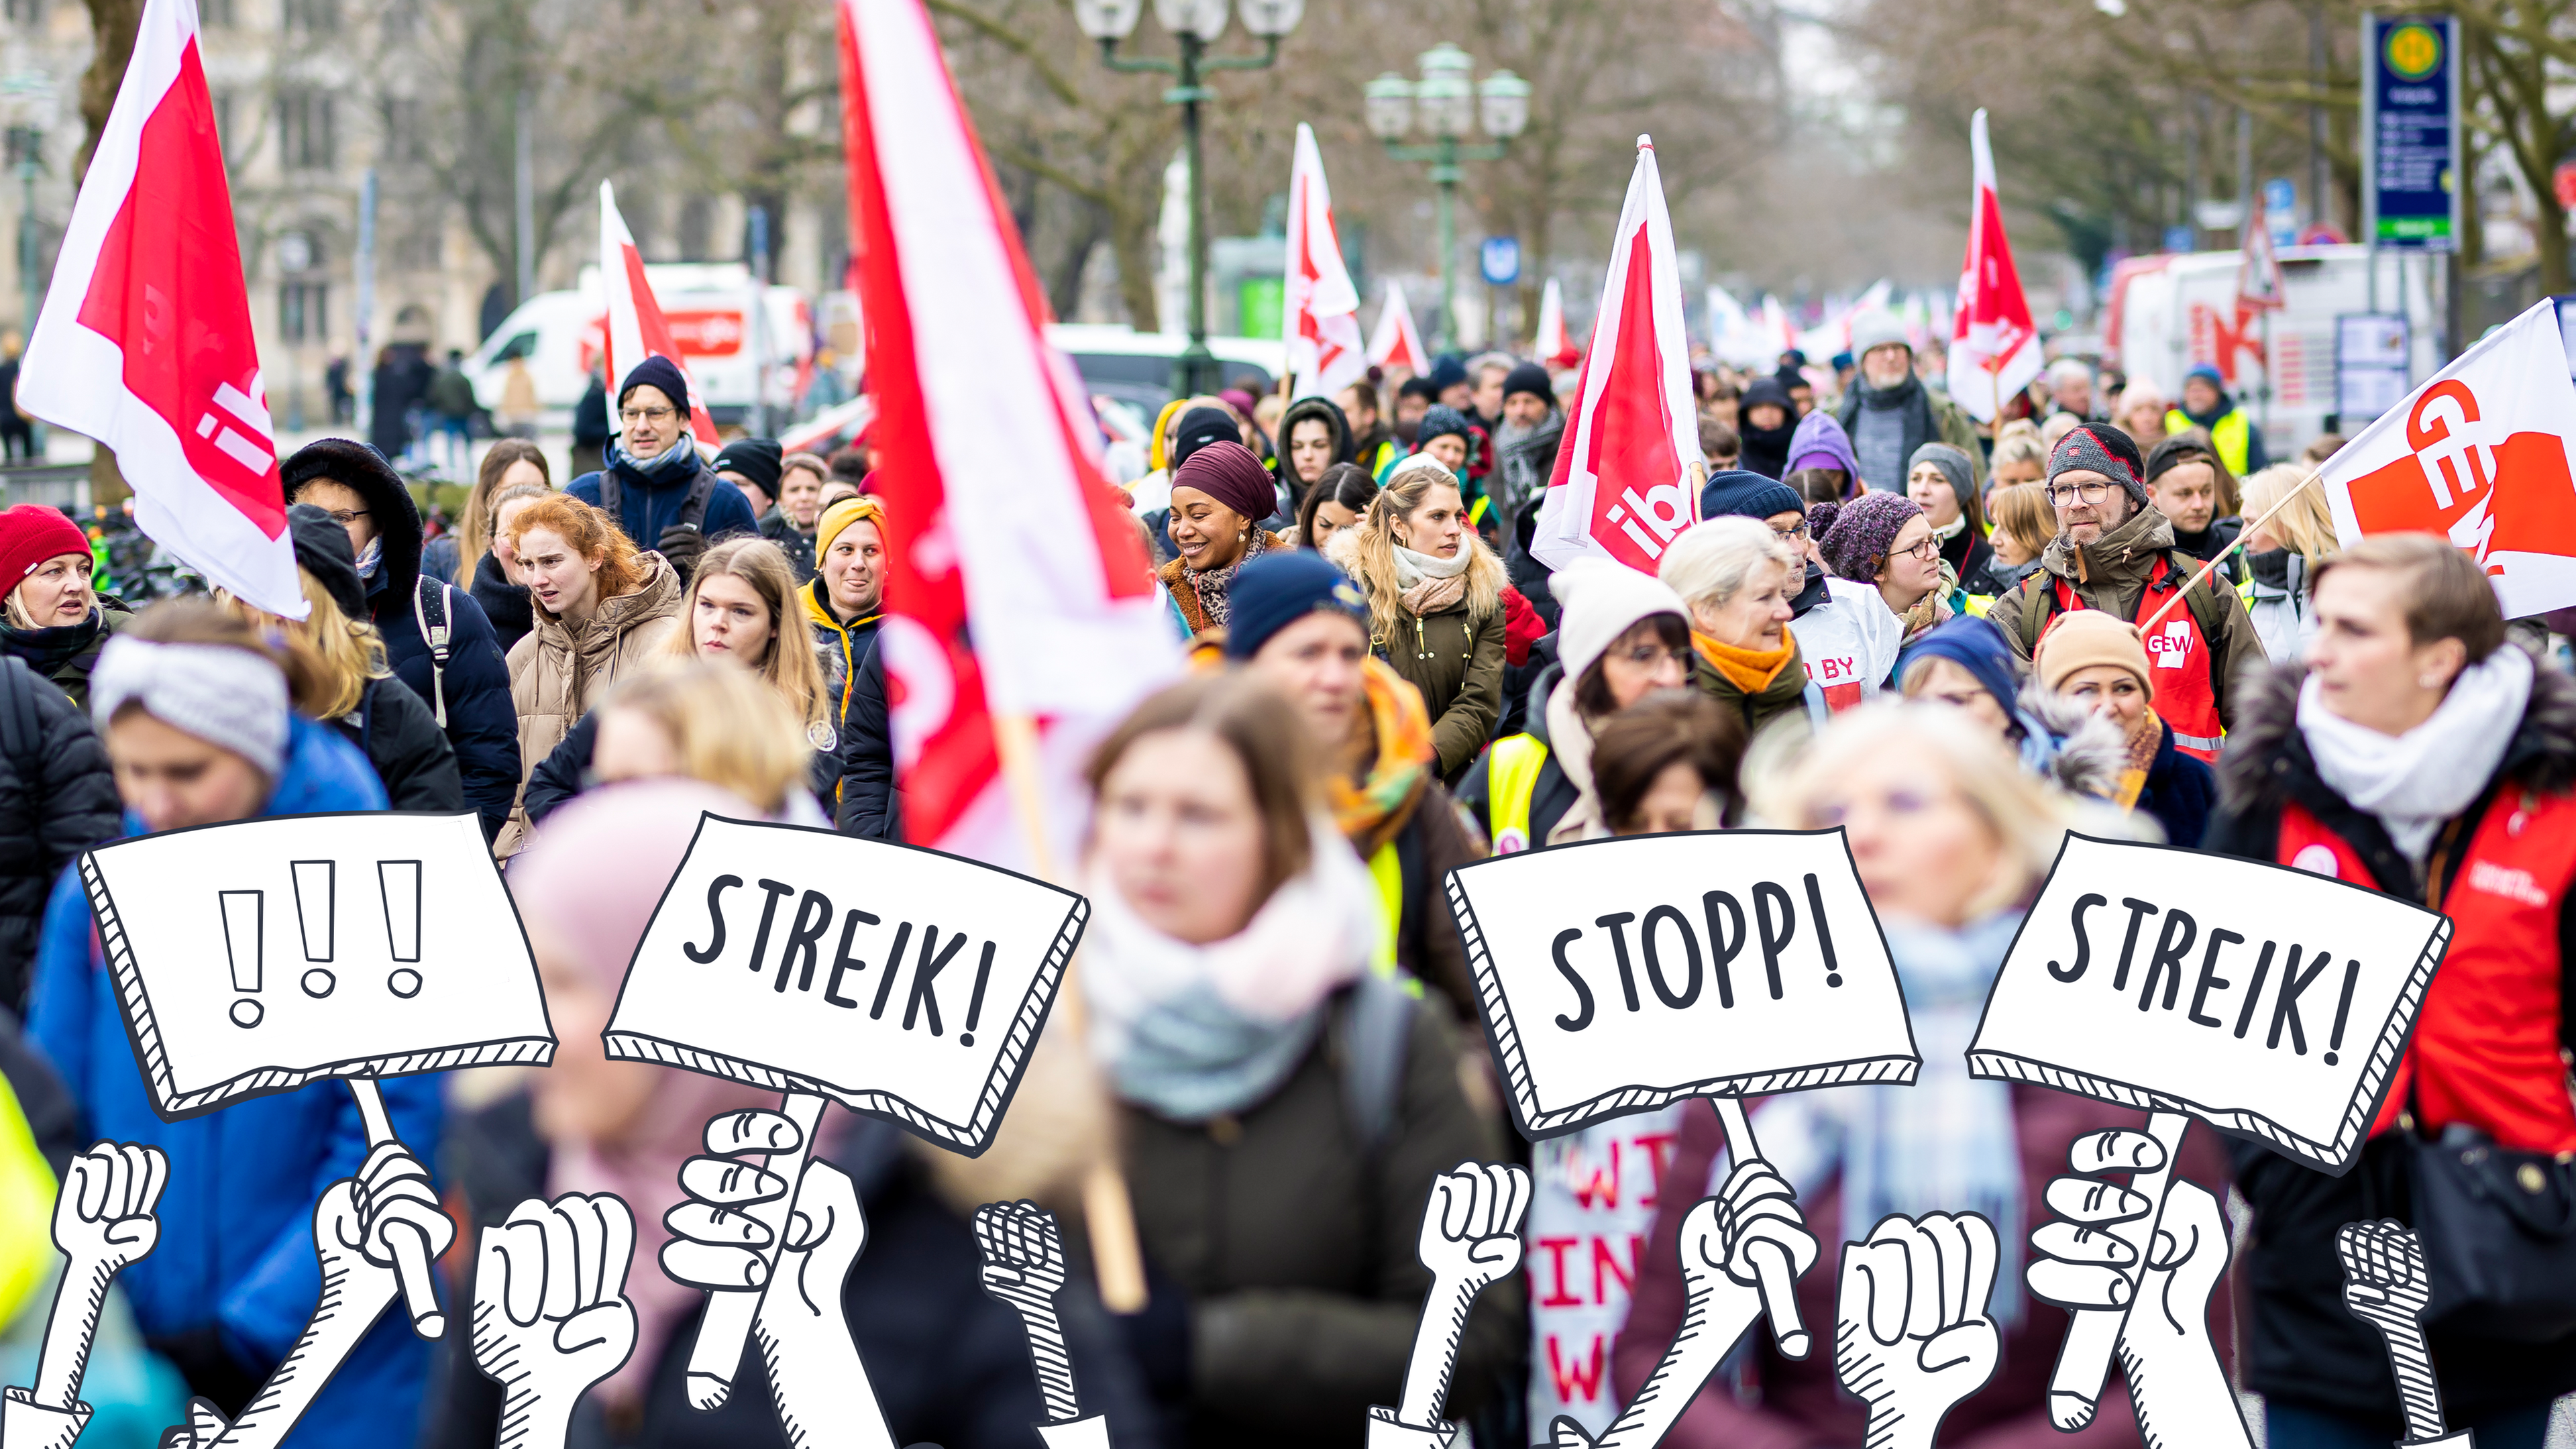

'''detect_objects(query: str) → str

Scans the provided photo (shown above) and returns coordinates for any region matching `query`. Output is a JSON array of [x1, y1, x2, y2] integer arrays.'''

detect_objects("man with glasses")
[[1699, 470, 1902, 712], [565, 355, 757, 584], [1991, 423, 2265, 761]]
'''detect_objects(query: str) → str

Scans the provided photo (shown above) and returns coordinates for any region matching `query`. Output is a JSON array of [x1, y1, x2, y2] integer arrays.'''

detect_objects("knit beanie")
[[1414, 405, 1474, 450], [1222, 551, 1367, 661], [0, 504, 90, 600], [1171, 440, 1279, 525], [1817, 489, 1924, 582], [91, 635, 288, 777], [815, 495, 887, 559], [1847, 309, 1911, 360], [1550, 559, 1689, 685], [1902, 616, 2025, 718], [618, 355, 690, 411], [1169, 407, 1241, 470], [2047, 422, 2150, 507], [285, 503, 369, 620], [1428, 356, 1469, 394], [2035, 608, 2156, 701], [711, 438, 784, 499], [1699, 470, 1804, 523], [1907, 443, 1975, 505], [1501, 362, 1554, 407]]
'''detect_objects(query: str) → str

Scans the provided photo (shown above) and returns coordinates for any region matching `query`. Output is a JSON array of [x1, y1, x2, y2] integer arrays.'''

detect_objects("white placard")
[[1968, 835, 2452, 1173], [1445, 830, 1919, 1140], [603, 814, 1087, 1156], [81, 812, 553, 1119]]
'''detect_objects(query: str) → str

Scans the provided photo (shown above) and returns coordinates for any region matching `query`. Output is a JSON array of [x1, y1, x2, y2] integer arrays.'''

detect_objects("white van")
[[463, 263, 811, 425], [2106, 245, 2441, 460], [1048, 325, 1286, 416]]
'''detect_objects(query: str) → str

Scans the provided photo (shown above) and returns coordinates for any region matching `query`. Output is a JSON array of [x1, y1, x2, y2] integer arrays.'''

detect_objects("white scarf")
[[1393, 542, 1472, 590], [1928, 512, 1966, 544], [2299, 644, 2533, 867]]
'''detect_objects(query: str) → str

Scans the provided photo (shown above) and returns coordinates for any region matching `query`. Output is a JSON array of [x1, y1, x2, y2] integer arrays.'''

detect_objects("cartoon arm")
[[470, 1194, 639, 1449], [2338, 1220, 2467, 1448], [973, 1199, 1106, 1449], [1, 1142, 168, 1449], [1368, 1161, 1532, 1449]]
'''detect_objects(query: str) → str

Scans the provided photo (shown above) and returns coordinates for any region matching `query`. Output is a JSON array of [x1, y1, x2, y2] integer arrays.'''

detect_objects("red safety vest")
[[2278, 790, 2576, 1155], [2055, 553, 2224, 763]]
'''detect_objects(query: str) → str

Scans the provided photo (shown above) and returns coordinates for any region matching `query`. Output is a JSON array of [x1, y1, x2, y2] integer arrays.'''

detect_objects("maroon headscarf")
[[1171, 440, 1277, 525]]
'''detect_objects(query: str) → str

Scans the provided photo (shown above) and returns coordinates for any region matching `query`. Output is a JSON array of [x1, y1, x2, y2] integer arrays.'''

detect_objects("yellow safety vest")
[[2165, 406, 2254, 478], [1366, 840, 1403, 975], [1485, 732, 1551, 854]]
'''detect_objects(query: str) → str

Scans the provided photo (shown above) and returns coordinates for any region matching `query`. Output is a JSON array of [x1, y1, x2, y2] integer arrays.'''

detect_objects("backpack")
[[412, 576, 453, 728], [597, 466, 714, 541], [0, 656, 45, 788]]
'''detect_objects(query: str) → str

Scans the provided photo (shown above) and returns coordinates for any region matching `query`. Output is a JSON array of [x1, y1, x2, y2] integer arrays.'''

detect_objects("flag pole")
[[2137, 466, 2324, 634], [990, 712, 1151, 1313]]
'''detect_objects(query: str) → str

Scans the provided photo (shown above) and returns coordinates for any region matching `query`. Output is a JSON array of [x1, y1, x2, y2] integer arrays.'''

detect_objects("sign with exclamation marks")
[[604, 814, 1087, 1157], [1965, 833, 2455, 1174], [77, 812, 555, 1120]]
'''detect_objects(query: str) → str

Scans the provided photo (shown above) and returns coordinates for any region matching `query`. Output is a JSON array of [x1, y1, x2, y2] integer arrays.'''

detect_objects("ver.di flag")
[[1532, 136, 1700, 574], [1282, 123, 1365, 399], [1947, 109, 2041, 423], [17, 0, 304, 618], [1368, 278, 1428, 376], [2319, 298, 2576, 619], [1534, 277, 1576, 369], [600, 180, 720, 448]]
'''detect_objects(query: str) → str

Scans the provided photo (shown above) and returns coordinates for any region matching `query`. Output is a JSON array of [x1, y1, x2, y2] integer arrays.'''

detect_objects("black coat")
[[1455, 662, 1580, 850], [524, 706, 843, 827], [420, 1094, 1163, 1449], [2134, 716, 2217, 847], [330, 676, 464, 813], [0, 659, 118, 1010], [835, 629, 899, 841], [473, 549, 535, 655]]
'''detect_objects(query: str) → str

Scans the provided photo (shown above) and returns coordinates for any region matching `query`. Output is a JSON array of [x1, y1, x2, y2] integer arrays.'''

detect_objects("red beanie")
[[0, 505, 88, 596]]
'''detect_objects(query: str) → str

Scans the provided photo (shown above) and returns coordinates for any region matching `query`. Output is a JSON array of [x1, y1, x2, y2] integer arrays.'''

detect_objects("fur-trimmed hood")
[[2217, 646, 2576, 815], [2018, 684, 2129, 800]]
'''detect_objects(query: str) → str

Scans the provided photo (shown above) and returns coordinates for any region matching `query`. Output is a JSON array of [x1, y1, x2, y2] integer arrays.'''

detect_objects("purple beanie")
[[1784, 410, 1862, 478], [1171, 439, 1279, 525], [1817, 489, 1924, 582]]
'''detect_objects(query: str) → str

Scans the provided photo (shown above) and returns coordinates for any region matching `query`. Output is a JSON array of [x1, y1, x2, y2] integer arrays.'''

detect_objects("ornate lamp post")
[[1365, 46, 1528, 352], [1073, 0, 1305, 398]]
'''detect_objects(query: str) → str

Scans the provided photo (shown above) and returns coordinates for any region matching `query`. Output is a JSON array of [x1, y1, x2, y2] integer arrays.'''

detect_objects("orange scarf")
[[1328, 657, 1436, 850], [1692, 627, 1797, 696]]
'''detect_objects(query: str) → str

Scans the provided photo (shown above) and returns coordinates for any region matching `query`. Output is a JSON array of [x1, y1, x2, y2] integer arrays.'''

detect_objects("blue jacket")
[[28, 716, 444, 1449], [567, 451, 757, 549]]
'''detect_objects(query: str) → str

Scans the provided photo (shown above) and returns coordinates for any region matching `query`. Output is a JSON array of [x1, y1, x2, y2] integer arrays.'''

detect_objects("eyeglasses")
[[1894, 536, 1942, 562], [316, 508, 369, 526], [620, 405, 678, 425], [1617, 644, 1682, 669], [1769, 522, 1810, 543], [2045, 480, 2116, 506]]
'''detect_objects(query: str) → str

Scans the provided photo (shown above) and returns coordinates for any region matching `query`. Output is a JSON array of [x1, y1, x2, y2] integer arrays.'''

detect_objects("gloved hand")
[[656, 524, 706, 582]]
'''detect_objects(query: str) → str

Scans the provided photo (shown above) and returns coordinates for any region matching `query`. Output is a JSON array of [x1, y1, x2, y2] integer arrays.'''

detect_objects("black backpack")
[[596, 466, 714, 541]]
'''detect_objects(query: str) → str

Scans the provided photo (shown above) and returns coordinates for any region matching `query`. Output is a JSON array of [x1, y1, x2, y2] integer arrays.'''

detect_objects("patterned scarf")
[[1894, 561, 1958, 643], [2114, 710, 2161, 810], [1691, 627, 1797, 696], [1184, 526, 1272, 629], [1329, 657, 1435, 853]]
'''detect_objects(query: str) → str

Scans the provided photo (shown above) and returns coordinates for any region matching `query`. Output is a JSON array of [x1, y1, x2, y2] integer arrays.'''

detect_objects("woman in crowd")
[[2035, 608, 2214, 845], [1619, 702, 2231, 1446], [30, 600, 439, 1447], [2207, 534, 2576, 1449], [472, 482, 551, 655], [1161, 441, 1291, 643], [1274, 395, 1352, 506], [498, 493, 682, 853], [1408, 406, 1477, 477], [1294, 464, 1377, 553], [1697, 474, 1906, 716], [1080, 672, 1515, 1449], [1658, 517, 1816, 737], [1986, 421, 2048, 494], [1225, 551, 1481, 1020], [0, 504, 127, 708], [1968, 482, 2055, 597], [439, 437, 548, 588], [1333, 458, 1507, 781], [1457, 560, 1691, 850], [1899, 614, 2122, 799], [1819, 490, 1951, 645], [522, 538, 838, 827], [1782, 409, 1862, 504], [2239, 462, 2339, 663], [1591, 691, 1744, 834], [1735, 378, 1799, 479], [0, 508, 117, 1011], [1905, 442, 1990, 596], [2114, 380, 2169, 450], [2145, 431, 2243, 583]]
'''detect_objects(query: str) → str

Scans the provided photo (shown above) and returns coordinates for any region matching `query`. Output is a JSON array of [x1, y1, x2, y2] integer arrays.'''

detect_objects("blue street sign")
[[1481, 235, 1521, 286], [2263, 177, 2298, 217], [2363, 15, 2459, 252], [2163, 225, 2195, 254]]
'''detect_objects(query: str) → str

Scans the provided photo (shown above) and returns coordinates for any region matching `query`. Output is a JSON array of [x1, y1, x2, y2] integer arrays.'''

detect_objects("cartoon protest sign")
[[1444, 829, 1917, 1140], [80, 811, 554, 1117], [1967, 833, 2451, 1434]]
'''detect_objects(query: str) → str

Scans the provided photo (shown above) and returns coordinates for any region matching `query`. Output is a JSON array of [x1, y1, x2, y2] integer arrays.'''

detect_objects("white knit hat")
[[1550, 559, 1690, 684]]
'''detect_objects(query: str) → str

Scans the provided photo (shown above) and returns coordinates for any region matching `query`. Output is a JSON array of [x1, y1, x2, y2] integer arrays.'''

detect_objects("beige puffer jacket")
[[495, 552, 682, 855]]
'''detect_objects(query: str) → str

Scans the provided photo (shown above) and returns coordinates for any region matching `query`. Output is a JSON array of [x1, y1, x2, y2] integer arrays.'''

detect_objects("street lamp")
[[1366, 47, 1528, 352], [1075, 0, 1301, 399]]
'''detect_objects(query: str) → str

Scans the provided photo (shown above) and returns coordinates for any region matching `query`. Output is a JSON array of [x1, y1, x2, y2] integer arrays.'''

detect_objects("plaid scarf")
[[1184, 527, 1273, 629], [1329, 658, 1435, 855]]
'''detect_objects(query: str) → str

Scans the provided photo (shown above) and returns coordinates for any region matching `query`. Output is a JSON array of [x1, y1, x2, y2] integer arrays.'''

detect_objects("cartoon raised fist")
[[1834, 1211, 2001, 1449], [1417, 1161, 1531, 1296], [975, 1200, 1088, 1433], [51, 1140, 168, 1276], [472, 1193, 638, 1447]]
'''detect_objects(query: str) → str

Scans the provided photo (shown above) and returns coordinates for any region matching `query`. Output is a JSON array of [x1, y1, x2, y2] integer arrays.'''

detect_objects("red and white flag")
[[1533, 276, 1577, 369], [2320, 299, 2576, 619], [17, 0, 303, 617], [1367, 278, 1428, 376], [2239, 191, 2286, 313], [839, 0, 1175, 869], [1531, 136, 1699, 575], [600, 180, 719, 449], [1947, 109, 2041, 423], [1283, 124, 1364, 399]]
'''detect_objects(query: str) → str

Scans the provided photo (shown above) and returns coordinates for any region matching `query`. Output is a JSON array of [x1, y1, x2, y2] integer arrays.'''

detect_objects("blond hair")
[[1342, 458, 1504, 637], [1990, 424, 2047, 476], [1658, 517, 1799, 616], [1752, 702, 2076, 920], [663, 537, 831, 735], [219, 568, 388, 720], [2239, 464, 2340, 564], [593, 661, 816, 815]]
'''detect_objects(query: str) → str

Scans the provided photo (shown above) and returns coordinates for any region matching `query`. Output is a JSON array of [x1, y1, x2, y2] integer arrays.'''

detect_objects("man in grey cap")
[[1833, 308, 1984, 494]]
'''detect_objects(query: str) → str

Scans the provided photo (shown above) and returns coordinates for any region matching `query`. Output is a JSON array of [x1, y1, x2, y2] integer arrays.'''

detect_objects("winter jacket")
[[1273, 396, 1352, 507], [1353, 775, 1485, 1024], [0, 659, 117, 1012], [28, 716, 443, 1449], [1936, 520, 1994, 600], [2244, 547, 2318, 664], [1989, 504, 2267, 733], [835, 631, 900, 842], [1833, 374, 1984, 494], [1377, 594, 1505, 783], [756, 506, 816, 583], [525, 704, 842, 826], [2169, 515, 2245, 586], [1491, 411, 1562, 564], [325, 675, 462, 814], [1159, 531, 1293, 642], [568, 452, 757, 553], [2201, 657, 2576, 1428], [497, 555, 684, 855], [2131, 712, 2217, 847], [1121, 985, 1517, 1448], [802, 580, 881, 727], [1688, 639, 1815, 742], [1788, 575, 1906, 712], [470, 550, 535, 655], [1617, 1093, 2233, 1449], [0, 596, 132, 712]]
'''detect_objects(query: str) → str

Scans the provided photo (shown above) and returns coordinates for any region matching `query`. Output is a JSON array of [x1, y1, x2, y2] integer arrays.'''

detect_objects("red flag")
[[18, 0, 303, 617], [1946, 109, 2041, 423], [1368, 278, 1428, 376], [2239, 190, 2286, 313], [1532, 136, 1699, 574], [839, 0, 1175, 867], [599, 181, 720, 448], [1283, 123, 1364, 398], [1533, 277, 1577, 369]]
